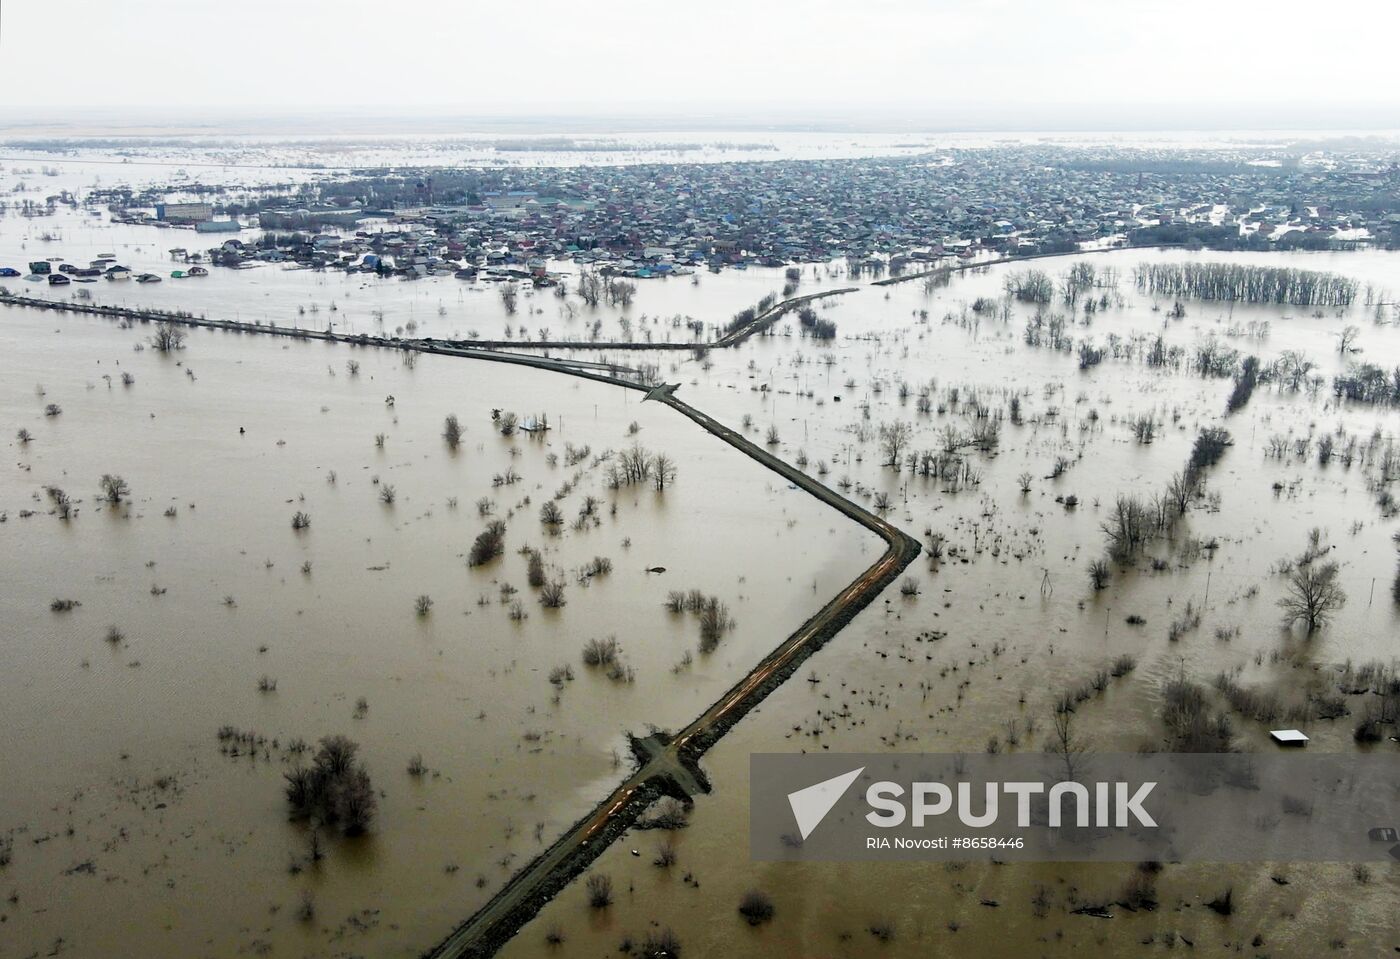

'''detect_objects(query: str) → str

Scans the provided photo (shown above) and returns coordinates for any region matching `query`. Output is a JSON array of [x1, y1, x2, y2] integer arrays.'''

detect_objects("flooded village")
[[2, 6, 1400, 958]]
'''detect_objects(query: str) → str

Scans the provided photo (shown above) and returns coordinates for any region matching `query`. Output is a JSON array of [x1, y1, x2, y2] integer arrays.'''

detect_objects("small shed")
[[1269, 729, 1309, 746]]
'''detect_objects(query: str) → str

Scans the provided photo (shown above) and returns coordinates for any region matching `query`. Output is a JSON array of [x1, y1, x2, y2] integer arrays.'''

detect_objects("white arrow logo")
[[787, 767, 864, 840]]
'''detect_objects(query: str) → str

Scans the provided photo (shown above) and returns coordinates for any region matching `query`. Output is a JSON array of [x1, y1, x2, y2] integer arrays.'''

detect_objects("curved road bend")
[[0, 292, 921, 959], [420, 372, 918, 959]]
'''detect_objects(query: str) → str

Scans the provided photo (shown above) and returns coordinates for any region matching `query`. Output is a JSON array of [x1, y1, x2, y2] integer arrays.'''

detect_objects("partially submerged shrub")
[[738, 889, 775, 926], [698, 598, 734, 652], [1088, 558, 1111, 590], [526, 549, 546, 587], [468, 521, 507, 566], [582, 637, 619, 667], [540, 580, 567, 608], [640, 927, 680, 958], [586, 873, 613, 909], [443, 414, 463, 449]]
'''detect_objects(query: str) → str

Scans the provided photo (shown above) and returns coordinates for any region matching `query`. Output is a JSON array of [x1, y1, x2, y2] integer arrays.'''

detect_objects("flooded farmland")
[[3, 157, 1399, 959], [0, 278, 880, 956]]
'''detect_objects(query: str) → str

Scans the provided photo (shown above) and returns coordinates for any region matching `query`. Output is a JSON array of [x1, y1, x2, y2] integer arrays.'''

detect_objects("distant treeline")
[[1055, 159, 1294, 176], [488, 138, 776, 153], [1134, 262, 1359, 307], [1126, 223, 1357, 252]]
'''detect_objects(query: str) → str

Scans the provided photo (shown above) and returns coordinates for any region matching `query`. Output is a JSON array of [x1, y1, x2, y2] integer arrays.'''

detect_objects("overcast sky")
[[1, 0, 1397, 130]]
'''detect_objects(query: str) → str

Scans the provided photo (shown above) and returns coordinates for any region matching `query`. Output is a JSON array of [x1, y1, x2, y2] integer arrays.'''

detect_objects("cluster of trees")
[[1004, 269, 1054, 304], [283, 736, 377, 836], [796, 306, 837, 340], [1134, 262, 1358, 307], [1225, 355, 1261, 413], [604, 444, 677, 491], [1332, 362, 1400, 406], [150, 322, 186, 352], [1022, 310, 1072, 351], [573, 269, 637, 309]]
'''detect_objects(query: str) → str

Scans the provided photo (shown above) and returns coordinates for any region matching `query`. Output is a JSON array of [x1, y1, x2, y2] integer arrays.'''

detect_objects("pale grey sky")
[[1, 0, 1397, 128]]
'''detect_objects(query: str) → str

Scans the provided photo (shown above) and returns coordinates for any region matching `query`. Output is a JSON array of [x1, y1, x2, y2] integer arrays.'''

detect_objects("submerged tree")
[[1278, 561, 1346, 633], [99, 474, 130, 505], [651, 452, 678, 491], [879, 421, 912, 469]]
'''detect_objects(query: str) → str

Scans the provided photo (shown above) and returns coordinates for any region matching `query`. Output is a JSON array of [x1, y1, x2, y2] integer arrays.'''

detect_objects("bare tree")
[[1088, 558, 1110, 591], [1276, 350, 1315, 391], [1046, 705, 1088, 782], [878, 421, 912, 469], [1336, 325, 1361, 354], [500, 286, 518, 315], [333, 766, 377, 835], [1278, 561, 1346, 633], [99, 473, 130, 505], [651, 452, 677, 491]]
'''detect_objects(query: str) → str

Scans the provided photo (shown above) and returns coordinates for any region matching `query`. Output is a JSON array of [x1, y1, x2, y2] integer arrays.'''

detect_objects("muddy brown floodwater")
[[0, 305, 880, 958], [495, 249, 1400, 958], [3, 192, 1399, 959]]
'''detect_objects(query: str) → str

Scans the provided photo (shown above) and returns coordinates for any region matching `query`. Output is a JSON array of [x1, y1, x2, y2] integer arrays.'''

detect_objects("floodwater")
[[500, 250, 1400, 956], [3, 158, 1399, 959], [0, 305, 879, 957]]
